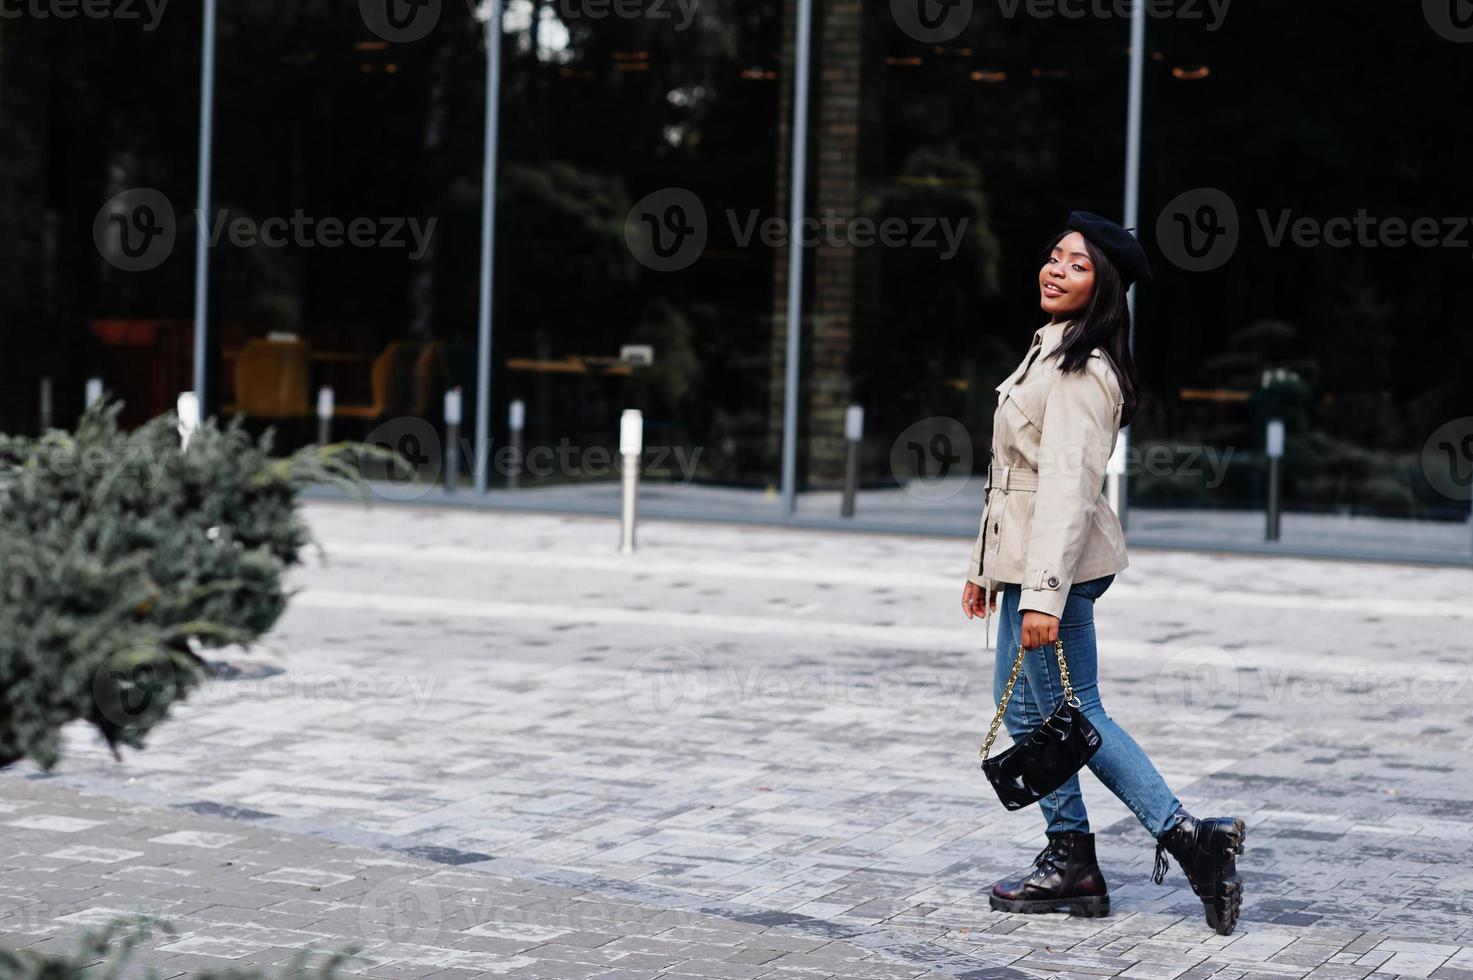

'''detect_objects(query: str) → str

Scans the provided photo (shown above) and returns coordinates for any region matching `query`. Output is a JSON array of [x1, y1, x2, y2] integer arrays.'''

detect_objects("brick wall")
[[767, 0, 866, 491]]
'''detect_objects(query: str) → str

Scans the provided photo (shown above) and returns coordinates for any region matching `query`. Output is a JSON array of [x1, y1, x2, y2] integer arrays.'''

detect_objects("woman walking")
[[960, 212, 1246, 935]]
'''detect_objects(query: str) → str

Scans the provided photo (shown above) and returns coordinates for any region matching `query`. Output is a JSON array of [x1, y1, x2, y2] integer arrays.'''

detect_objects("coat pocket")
[[1002, 380, 1047, 431]]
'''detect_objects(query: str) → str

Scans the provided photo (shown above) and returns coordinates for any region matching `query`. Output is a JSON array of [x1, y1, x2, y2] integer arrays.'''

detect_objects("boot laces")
[[1151, 842, 1169, 885], [1030, 843, 1061, 880]]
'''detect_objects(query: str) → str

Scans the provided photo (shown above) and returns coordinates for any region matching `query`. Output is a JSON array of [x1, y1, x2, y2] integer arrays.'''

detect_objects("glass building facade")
[[3, 0, 1471, 562]]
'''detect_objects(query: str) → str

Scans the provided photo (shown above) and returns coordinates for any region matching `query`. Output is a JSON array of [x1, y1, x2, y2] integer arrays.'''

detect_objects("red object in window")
[[90, 319, 192, 428]]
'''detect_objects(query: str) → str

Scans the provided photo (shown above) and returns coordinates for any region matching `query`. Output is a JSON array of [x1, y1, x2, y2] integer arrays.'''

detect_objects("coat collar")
[[1031, 319, 1073, 357]]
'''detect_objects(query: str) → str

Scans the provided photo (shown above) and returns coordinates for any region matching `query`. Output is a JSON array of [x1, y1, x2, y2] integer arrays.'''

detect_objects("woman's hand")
[[1021, 611, 1060, 648], [962, 581, 997, 620]]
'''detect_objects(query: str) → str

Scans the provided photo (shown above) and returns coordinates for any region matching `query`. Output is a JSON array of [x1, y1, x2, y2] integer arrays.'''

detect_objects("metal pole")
[[473, 0, 504, 495], [1266, 457, 1281, 541], [39, 377, 52, 432], [192, 0, 218, 414], [778, 0, 814, 516], [1115, 0, 1146, 532]]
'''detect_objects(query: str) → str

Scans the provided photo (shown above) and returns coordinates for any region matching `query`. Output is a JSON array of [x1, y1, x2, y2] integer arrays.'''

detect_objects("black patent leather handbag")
[[980, 639, 1102, 810]]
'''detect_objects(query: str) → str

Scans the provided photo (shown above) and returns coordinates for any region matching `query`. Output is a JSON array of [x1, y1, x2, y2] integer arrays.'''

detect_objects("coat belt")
[[987, 464, 1039, 492]]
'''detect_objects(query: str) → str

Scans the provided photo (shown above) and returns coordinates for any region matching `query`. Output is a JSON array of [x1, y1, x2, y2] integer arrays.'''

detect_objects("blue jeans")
[[992, 575, 1183, 838]]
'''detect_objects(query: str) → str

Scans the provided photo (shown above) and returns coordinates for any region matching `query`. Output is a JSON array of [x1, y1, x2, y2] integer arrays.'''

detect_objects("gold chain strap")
[[980, 639, 1074, 760]]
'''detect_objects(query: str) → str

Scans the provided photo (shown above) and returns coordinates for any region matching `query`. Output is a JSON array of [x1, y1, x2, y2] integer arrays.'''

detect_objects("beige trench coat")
[[965, 320, 1129, 619]]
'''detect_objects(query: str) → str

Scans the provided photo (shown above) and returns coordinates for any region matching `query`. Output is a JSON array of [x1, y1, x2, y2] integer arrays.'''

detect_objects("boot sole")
[[989, 893, 1111, 918], [1201, 820, 1247, 936]]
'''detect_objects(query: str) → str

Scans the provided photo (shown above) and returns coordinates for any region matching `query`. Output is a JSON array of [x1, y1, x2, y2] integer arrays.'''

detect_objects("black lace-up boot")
[[990, 832, 1110, 917], [1153, 811, 1247, 935]]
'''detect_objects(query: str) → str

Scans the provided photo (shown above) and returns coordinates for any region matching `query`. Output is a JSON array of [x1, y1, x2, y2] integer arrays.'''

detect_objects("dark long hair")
[[1040, 230, 1142, 427]]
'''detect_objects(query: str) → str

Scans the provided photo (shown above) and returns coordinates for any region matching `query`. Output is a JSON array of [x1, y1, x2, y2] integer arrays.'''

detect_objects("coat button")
[[1047, 576, 1060, 589]]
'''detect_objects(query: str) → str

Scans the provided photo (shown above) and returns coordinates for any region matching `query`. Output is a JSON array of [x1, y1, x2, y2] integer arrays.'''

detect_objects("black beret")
[[1066, 210, 1152, 287]]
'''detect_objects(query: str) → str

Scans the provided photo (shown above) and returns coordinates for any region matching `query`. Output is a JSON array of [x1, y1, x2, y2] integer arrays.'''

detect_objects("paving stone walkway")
[[3, 502, 1473, 979]]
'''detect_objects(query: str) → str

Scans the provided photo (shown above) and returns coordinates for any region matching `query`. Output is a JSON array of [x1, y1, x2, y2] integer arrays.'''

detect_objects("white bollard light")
[[507, 399, 526, 490], [620, 409, 644, 554], [444, 387, 464, 493], [841, 404, 864, 518], [177, 392, 201, 450], [317, 386, 335, 445], [1266, 419, 1285, 542], [85, 377, 104, 408]]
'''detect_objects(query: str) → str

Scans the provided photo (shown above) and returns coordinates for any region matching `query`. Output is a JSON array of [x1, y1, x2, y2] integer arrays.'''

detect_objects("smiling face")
[[1039, 231, 1096, 321]]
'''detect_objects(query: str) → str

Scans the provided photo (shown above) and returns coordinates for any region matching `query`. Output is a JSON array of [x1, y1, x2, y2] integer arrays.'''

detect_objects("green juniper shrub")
[[0, 916, 355, 980], [0, 401, 378, 770]]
